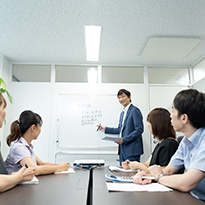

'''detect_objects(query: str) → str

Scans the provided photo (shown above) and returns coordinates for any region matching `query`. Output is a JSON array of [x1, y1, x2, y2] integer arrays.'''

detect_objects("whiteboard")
[[57, 94, 122, 148]]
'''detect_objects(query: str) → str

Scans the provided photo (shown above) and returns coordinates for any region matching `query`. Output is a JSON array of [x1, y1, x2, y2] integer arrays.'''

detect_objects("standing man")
[[98, 89, 144, 162], [134, 89, 205, 202]]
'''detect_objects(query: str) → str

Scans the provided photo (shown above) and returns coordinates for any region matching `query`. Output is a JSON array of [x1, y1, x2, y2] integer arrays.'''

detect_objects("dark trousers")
[[118, 145, 141, 165], [118, 152, 140, 165]]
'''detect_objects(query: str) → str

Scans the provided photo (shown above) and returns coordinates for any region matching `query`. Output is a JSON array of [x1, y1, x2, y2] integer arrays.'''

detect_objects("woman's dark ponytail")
[[7, 120, 21, 146]]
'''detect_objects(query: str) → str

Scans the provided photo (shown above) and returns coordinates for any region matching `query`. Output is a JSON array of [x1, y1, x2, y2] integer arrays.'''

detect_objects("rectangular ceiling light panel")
[[85, 26, 101, 61], [140, 37, 201, 61]]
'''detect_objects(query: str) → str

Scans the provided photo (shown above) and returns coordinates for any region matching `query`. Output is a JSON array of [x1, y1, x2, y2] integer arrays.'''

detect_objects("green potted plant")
[[0, 78, 13, 124]]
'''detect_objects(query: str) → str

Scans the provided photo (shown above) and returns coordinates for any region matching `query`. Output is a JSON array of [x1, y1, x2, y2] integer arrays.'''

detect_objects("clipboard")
[[101, 136, 120, 142]]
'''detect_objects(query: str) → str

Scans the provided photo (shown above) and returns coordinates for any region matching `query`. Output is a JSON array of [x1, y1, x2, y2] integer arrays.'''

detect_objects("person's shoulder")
[[130, 104, 141, 112], [11, 140, 26, 151], [131, 104, 138, 109], [200, 129, 205, 144], [201, 128, 205, 137], [195, 128, 205, 145], [162, 138, 178, 146]]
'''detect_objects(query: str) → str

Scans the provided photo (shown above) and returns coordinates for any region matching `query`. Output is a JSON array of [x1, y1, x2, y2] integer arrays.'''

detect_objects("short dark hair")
[[173, 89, 205, 128], [117, 89, 131, 102], [147, 108, 176, 141]]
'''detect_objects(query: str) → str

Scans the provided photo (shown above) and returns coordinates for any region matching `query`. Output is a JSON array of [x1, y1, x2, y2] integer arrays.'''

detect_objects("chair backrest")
[[0, 140, 8, 174], [177, 136, 184, 144]]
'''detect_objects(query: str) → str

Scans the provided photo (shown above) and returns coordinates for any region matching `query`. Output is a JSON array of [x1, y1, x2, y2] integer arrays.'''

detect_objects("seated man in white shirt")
[[133, 89, 205, 202]]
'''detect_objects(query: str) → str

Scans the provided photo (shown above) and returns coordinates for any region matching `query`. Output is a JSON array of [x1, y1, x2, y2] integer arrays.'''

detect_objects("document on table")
[[19, 176, 39, 185], [106, 182, 173, 192], [109, 166, 140, 173], [101, 136, 120, 141], [54, 168, 75, 174]]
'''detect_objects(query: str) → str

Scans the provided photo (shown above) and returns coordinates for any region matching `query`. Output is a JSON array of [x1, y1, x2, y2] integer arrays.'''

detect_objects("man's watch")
[[157, 174, 166, 183]]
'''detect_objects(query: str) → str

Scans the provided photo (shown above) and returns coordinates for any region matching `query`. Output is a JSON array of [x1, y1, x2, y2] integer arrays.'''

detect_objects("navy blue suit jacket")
[[105, 104, 144, 160]]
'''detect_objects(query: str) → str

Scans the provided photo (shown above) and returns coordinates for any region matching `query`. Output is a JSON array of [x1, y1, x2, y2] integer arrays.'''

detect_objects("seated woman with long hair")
[[122, 108, 178, 173], [5, 110, 70, 175]]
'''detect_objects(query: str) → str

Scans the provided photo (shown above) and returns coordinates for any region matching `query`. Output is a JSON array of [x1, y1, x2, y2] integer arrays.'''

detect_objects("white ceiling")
[[0, 0, 205, 66]]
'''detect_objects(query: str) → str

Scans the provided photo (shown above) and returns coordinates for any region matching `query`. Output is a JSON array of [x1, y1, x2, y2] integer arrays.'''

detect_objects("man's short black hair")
[[117, 89, 131, 102], [173, 89, 205, 128]]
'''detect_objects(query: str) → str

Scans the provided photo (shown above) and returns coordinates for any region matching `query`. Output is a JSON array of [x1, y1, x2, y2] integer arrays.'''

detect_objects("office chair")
[[177, 136, 184, 144], [0, 140, 8, 174]]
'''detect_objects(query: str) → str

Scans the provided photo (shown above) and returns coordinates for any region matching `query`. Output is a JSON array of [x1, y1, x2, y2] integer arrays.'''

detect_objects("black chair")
[[177, 136, 184, 144], [0, 140, 8, 174]]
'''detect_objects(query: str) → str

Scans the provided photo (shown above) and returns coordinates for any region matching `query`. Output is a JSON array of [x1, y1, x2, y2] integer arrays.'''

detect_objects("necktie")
[[119, 111, 125, 138]]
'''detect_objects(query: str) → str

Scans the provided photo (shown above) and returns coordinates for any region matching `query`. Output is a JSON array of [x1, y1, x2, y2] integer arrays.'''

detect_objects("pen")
[[96, 123, 101, 131], [24, 163, 28, 168], [116, 159, 130, 164], [134, 175, 155, 180]]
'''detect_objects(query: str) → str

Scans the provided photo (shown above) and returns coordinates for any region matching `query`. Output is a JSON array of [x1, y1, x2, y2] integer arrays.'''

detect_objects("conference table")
[[0, 168, 89, 205], [93, 167, 205, 205], [0, 167, 204, 205]]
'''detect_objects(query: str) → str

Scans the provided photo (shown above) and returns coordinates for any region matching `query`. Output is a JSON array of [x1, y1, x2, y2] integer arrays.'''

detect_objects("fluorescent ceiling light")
[[85, 26, 101, 61], [87, 68, 98, 83]]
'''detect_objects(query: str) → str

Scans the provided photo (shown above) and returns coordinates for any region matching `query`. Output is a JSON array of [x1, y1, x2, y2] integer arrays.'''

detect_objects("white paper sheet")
[[54, 168, 75, 174], [106, 182, 173, 192], [109, 166, 140, 173], [19, 176, 39, 185]]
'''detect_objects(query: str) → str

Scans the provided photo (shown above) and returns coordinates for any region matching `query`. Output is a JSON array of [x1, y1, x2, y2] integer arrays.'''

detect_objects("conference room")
[[0, 1, 205, 204]]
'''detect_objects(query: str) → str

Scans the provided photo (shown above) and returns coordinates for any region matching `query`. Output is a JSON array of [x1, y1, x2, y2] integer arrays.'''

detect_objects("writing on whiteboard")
[[79, 103, 102, 126]]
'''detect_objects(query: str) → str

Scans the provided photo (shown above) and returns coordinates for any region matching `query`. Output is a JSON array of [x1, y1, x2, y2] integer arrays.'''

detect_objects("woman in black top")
[[122, 108, 178, 173]]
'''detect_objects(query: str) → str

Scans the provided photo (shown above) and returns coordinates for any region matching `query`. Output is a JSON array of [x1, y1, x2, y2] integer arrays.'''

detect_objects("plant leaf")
[[0, 78, 13, 104], [0, 78, 7, 90], [5, 90, 13, 104], [0, 88, 6, 94]]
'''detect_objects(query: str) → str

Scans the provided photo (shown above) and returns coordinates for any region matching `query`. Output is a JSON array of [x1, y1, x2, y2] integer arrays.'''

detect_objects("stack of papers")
[[109, 166, 140, 173], [19, 176, 39, 185], [106, 182, 173, 192]]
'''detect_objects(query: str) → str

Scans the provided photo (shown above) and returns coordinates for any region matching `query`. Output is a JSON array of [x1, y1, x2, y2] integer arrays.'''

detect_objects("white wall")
[[192, 57, 205, 92], [3, 82, 53, 161], [193, 58, 205, 83], [1, 61, 191, 166], [193, 77, 205, 93], [149, 85, 188, 151], [3, 81, 150, 166], [0, 56, 2, 75]]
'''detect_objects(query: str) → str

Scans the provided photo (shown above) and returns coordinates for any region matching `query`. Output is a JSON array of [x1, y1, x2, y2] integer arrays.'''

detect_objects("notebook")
[[19, 176, 39, 185]]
